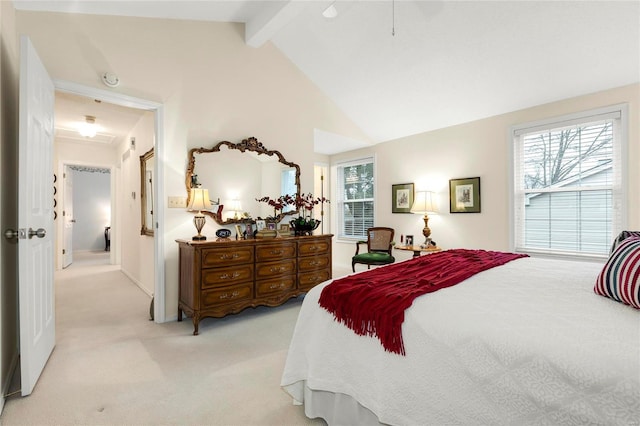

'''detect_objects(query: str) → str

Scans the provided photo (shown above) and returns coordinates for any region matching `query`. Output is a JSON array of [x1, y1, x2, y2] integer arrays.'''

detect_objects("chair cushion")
[[353, 252, 395, 264]]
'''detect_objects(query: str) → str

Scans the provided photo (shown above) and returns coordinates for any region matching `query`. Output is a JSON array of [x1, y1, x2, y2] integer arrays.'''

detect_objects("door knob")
[[28, 228, 46, 239], [4, 229, 19, 240]]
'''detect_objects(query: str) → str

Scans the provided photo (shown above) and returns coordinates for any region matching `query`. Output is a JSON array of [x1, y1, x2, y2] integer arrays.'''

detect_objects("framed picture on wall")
[[392, 183, 414, 213], [449, 177, 481, 213]]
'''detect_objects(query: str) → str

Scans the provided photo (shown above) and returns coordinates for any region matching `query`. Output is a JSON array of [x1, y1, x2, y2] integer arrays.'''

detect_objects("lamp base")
[[192, 235, 207, 241]]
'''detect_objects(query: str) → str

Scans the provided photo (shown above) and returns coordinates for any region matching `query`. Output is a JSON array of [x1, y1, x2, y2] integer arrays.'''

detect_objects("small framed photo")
[[449, 177, 481, 213], [405, 235, 414, 247], [245, 223, 254, 239], [267, 222, 277, 231], [234, 224, 243, 240], [392, 183, 414, 213], [279, 223, 290, 237], [256, 219, 266, 231]]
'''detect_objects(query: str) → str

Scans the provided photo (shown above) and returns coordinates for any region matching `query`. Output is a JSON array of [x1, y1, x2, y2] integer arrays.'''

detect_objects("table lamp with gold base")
[[410, 190, 438, 246]]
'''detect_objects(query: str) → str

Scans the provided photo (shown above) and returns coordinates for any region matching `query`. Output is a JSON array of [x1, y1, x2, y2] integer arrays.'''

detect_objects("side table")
[[395, 245, 442, 258]]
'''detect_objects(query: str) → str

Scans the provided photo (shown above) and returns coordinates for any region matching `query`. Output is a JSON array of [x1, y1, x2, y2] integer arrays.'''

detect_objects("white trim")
[[511, 104, 624, 136], [54, 80, 166, 323]]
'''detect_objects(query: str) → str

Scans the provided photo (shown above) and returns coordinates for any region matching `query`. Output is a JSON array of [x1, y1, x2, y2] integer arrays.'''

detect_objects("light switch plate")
[[168, 196, 186, 208]]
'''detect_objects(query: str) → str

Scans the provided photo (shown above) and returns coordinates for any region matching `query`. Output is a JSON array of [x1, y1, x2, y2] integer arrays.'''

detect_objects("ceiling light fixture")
[[79, 115, 97, 138], [323, 2, 337, 18]]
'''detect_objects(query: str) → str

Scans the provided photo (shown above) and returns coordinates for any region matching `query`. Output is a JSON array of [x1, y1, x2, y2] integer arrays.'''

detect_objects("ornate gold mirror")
[[185, 137, 301, 225], [140, 147, 154, 236]]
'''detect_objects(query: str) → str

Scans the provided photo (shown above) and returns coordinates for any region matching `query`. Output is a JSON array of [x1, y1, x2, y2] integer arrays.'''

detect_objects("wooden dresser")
[[176, 234, 332, 335]]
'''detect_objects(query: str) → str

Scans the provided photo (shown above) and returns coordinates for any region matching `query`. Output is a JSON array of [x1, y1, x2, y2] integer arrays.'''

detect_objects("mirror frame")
[[140, 147, 154, 236], [185, 137, 301, 225]]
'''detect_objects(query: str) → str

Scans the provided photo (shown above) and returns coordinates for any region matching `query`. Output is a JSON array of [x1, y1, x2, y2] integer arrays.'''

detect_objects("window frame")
[[509, 104, 628, 260], [335, 156, 375, 241]]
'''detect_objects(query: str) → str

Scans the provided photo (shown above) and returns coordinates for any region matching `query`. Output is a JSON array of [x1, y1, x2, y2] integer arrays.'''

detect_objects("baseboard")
[[120, 269, 153, 298]]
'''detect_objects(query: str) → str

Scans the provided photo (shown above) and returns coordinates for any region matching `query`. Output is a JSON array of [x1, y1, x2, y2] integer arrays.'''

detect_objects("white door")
[[62, 165, 73, 268], [18, 36, 55, 396]]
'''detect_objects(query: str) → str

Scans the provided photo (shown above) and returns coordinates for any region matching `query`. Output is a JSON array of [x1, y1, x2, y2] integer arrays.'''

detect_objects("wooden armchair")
[[352, 227, 396, 272]]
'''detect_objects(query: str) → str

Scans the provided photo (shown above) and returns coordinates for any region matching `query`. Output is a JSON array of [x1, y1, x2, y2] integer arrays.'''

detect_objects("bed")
[[281, 247, 640, 425]]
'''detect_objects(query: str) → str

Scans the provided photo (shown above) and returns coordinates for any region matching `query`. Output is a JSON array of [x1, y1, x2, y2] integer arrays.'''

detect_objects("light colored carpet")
[[1, 251, 331, 425]]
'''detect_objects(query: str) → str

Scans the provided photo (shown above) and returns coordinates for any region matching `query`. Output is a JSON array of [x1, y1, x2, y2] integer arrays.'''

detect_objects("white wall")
[[118, 111, 155, 297], [71, 168, 110, 251], [330, 83, 640, 270]]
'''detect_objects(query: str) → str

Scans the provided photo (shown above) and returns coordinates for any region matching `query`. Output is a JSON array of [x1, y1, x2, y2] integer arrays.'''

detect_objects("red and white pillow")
[[594, 236, 640, 309]]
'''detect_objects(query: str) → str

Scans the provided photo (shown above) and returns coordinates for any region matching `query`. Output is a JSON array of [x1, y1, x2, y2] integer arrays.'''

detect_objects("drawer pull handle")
[[309, 261, 319, 266], [269, 283, 286, 290], [270, 250, 283, 255], [220, 272, 240, 280], [220, 253, 240, 260], [219, 290, 240, 300], [309, 246, 318, 251], [270, 266, 286, 273]]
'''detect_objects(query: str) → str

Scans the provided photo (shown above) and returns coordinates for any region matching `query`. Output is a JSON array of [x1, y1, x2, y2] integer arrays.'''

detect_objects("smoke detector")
[[101, 72, 120, 88]]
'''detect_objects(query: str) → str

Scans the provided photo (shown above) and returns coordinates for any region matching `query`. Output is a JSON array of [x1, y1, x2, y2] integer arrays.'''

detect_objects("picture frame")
[[267, 222, 277, 231], [256, 219, 266, 231], [278, 223, 291, 237], [449, 177, 481, 213], [405, 235, 414, 247], [245, 223, 254, 239], [392, 183, 414, 213], [234, 224, 243, 240]]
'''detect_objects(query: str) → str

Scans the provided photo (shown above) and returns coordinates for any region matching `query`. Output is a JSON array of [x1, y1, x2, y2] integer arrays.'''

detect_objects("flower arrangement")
[[256, 193, 330, 235]]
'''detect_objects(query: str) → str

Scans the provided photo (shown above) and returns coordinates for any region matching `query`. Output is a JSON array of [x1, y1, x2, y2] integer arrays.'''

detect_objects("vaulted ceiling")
[[14, 1, 640, 154]]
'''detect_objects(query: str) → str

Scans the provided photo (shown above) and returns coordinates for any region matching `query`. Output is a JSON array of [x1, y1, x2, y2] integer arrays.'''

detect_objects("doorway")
[[52, 81, 165, 322], [60, 164, 112, 269]]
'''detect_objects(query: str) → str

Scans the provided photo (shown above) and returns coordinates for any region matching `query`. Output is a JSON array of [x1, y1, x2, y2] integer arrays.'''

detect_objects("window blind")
[[337, 158, 374, 239], [512, 105, 626, 258]]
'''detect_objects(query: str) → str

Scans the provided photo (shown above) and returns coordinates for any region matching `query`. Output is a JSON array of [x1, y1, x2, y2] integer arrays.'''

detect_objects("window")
[[512, 105, 626, 258], [337, 158, 374, 239], [281, 167, 297, 212]]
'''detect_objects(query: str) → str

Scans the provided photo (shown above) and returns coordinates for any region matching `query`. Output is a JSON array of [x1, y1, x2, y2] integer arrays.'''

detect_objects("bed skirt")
[[285, 380, 384, 426]]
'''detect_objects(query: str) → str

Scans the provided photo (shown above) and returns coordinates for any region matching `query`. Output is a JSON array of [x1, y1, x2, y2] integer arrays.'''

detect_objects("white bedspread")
[[281, 257, 640, 425]]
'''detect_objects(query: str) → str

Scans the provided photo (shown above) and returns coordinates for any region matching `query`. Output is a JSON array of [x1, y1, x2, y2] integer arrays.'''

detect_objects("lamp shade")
[[410, 191, 438, 214], [188, 188, 212, 212]]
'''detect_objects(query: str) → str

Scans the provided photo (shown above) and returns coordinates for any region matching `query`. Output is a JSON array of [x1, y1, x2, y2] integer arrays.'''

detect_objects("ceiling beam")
[[245, 1, 305, 48]]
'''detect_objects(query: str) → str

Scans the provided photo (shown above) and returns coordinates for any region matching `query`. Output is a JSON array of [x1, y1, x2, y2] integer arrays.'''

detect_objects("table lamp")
[[410, 191, 438, 246], [188, 188, 212, 241]]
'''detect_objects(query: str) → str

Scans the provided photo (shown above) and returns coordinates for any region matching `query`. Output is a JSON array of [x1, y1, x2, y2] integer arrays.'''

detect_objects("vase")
[[290, 219, 321, 236]]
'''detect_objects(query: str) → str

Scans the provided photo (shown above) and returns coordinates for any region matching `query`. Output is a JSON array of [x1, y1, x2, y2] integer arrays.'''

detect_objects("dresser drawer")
[[256, 276, 296, 296], [255, 259, 296, 280], [298, 239, 330, 257], [255, 243, 296, 262], [202, 246, 254, 267], [298, 268, 331, 290], [202, 264, 254, 289], [298, 254, 330, 272], [201, 283, 253, 307]]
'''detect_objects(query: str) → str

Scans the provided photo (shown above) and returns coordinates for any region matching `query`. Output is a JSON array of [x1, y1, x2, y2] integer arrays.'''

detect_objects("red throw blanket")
[[318, 249, 528, 355]]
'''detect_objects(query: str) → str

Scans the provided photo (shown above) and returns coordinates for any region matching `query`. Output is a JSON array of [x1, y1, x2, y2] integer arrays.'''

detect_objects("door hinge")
[[62, 249, 65, 255]]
